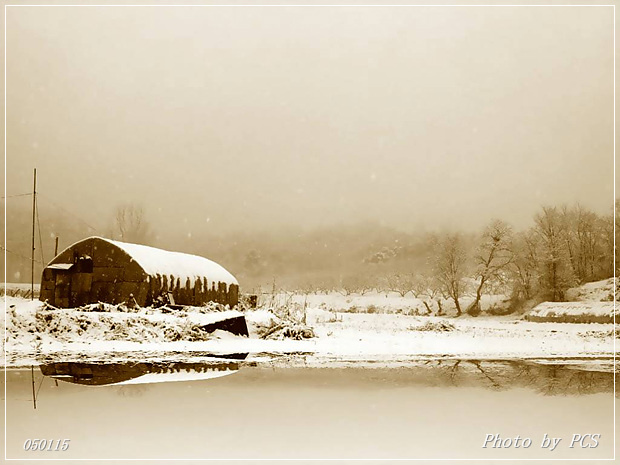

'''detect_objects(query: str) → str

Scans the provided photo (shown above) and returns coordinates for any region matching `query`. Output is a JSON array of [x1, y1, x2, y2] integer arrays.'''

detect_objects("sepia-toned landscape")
[[2, 2, 617, 462]]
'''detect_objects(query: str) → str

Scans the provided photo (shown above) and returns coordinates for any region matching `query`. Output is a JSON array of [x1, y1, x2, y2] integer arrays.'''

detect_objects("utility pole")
[[31, 168, 37, 300]]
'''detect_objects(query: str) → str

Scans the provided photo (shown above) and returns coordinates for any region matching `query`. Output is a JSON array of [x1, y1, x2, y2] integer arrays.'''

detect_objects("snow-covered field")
[[2, 282, 39, 299], [2, 291, 616, 367], [262, 290, 505, 315], [3, 283, 40, 292]]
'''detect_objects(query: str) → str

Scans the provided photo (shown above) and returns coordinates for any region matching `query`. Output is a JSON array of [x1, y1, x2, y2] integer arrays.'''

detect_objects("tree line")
[[330, 203, 614, 316]]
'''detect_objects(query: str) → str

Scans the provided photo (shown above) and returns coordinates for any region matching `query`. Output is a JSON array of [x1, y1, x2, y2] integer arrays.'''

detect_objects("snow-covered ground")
[[288, 292, 430, 314], [565, 277, 615, 302], [2, 292, 616, 367], [526, 301, 616, 323]]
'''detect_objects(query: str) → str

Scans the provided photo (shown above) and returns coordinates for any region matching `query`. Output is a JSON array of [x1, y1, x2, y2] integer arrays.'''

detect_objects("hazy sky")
[[5, 4, 615, 236]]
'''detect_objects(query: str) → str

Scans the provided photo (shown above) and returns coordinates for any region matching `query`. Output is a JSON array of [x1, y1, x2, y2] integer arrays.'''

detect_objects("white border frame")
[[3, 2, 616, 462]]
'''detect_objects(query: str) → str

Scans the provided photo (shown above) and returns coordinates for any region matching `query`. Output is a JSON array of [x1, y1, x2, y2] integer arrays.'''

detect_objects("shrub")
[[410, 320, 456, 332]]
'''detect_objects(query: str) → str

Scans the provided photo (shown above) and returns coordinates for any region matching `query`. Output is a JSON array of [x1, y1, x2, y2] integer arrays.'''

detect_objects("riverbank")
[[2, 296, 616, 368]]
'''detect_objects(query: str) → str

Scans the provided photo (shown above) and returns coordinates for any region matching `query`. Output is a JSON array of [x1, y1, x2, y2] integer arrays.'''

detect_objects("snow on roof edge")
[[54, 236, 238, 287]]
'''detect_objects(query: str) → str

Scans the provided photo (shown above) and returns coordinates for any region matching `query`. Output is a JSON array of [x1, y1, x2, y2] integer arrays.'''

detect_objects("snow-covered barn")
[[39, 236, 239, 308]]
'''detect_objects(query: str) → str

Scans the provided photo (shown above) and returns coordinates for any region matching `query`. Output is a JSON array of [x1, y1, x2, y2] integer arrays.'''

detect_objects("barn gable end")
[[40, 236, 239, 308]]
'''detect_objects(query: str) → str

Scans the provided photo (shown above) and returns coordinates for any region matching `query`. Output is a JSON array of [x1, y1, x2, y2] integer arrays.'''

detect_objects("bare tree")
[[510, 228, 540, 300], [573, 205, 599, 282], [114, 204, 151, 244], [419, 274, 445, 315], [466, 220, 513, 316], [410, 274, 431, 299], [599, 201, 618, 279], [339, 274, 376, 296], [552, 203, 616, 285], [316, 276, 338, 294], [534, 206, 576, 301], [386, 273, 415, 297], [433, 233, 468, 316]]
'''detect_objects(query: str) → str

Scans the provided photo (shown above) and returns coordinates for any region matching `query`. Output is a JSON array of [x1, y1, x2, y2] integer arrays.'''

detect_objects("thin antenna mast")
[[31, 168, 37, 300]]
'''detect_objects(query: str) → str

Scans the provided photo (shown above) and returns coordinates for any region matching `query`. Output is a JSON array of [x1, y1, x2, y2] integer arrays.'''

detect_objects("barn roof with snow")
[[40, 236, 239, 308], [101, 238, 238, 286]]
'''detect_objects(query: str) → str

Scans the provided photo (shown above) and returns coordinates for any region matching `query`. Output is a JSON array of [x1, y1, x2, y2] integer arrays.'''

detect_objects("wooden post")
[[31, 168, 37, 300]]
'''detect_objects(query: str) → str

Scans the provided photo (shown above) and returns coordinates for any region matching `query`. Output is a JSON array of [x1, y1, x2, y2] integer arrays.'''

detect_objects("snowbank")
[[565, 278, 615, 302], [525, 301, 616, 323], [244, 309, 279, 327]]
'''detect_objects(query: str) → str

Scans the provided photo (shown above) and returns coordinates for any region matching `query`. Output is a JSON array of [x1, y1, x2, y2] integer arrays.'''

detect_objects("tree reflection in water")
[[426, 359, 615, 396]]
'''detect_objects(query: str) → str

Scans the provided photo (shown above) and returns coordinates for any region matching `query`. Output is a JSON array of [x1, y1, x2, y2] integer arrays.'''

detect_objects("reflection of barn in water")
[[40, 356, 247, 386], [39, 236, 239, 308]]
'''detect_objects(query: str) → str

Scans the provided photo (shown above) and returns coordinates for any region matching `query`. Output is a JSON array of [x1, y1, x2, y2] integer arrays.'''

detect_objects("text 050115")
[[23, 439, 70, 452]]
